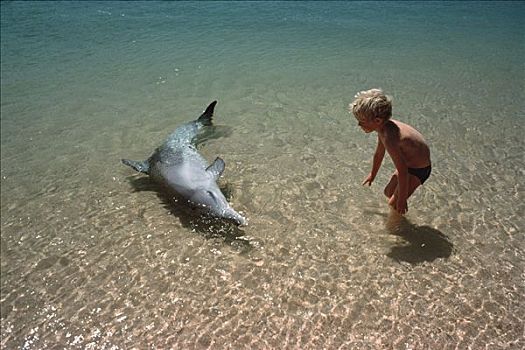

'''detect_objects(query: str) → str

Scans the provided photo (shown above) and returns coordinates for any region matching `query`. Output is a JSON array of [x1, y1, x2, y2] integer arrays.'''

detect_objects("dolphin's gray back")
[[147, 99, 216, 173], [163, 100, 215, 149], [150, 119, 208, 171], [147, 114, 213, 191], [164, 120, 204, 149]]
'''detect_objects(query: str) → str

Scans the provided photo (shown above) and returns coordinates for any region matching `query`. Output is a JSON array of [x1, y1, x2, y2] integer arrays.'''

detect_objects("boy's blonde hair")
[[350, 88, 392, 121]]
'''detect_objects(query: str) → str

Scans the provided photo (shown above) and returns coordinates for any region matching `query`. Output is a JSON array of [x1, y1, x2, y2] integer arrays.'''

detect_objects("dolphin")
[[122, 101, 247, 226]]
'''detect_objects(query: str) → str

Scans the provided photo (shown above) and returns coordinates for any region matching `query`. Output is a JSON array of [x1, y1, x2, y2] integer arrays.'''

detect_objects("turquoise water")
[[1, 1, 524, 348]]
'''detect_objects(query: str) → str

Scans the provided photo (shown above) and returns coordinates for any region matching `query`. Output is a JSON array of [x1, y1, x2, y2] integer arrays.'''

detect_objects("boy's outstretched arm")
[[363, 136, 385, 186]]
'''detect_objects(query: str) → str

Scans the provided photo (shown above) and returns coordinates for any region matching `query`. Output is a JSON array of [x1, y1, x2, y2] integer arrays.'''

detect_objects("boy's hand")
[[362, 173, 375, 186]]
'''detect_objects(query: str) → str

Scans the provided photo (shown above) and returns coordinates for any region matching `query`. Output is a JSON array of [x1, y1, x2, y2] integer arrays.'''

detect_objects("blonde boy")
[[350, 89, 431, 214]]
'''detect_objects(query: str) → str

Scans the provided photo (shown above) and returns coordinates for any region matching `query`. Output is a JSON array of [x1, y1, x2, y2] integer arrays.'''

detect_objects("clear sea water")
[[1, 1, 524, 349]]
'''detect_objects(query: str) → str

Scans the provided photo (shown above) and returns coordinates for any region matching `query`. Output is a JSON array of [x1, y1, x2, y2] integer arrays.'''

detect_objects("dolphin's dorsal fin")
[[197, 101, 217, 126], [206, 157, 225, 180], [122, 159, 150, 174]]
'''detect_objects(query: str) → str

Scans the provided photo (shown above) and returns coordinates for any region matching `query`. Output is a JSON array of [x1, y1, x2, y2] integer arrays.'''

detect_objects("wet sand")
[[1, 2, 524, 348]]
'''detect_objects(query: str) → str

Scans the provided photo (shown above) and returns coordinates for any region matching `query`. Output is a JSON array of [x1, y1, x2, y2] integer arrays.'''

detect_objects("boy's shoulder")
[[382, 119, 402, 137], [384, 118, 428, 146], [386, 119, 419, 135]]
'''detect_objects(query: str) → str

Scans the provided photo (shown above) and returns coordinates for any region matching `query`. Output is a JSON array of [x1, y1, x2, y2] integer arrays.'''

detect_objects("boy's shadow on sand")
[[368, 210, 453, 264], [127, 176, 253, 251], [387, 212, 453, 264]]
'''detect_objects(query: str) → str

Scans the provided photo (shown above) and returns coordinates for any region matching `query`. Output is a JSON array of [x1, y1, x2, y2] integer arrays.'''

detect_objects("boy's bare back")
[[379, 119, 431, 170]]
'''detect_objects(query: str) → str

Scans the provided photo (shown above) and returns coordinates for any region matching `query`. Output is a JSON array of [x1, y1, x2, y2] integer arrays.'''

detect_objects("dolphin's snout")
[[230, 213, 247, 227], [235, 215, 247, 227], [223, 208, 247, 227]]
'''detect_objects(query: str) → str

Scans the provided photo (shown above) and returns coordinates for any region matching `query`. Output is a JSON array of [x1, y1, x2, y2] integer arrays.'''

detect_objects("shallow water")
[[1, 1, 524, 349]]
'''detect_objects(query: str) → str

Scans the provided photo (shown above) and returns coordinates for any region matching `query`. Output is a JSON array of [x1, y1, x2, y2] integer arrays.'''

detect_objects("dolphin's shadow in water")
[[127, 176, 253, 251], [366, 209, 453, 264]]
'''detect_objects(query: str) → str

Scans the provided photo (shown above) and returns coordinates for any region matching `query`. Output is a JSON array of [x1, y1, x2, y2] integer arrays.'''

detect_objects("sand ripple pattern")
[[1, 1, 524, 349]]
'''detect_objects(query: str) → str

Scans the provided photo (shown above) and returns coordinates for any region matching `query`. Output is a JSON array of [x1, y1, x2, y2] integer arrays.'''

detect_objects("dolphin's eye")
[[207, 191, 217, 202]]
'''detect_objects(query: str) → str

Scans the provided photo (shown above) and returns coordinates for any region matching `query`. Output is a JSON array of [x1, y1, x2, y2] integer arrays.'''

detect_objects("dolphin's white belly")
[[160, 157, 213, 198]]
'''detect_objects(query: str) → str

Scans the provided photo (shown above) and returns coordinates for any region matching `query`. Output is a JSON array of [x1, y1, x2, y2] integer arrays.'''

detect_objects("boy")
[[350, 89, 431, 214]]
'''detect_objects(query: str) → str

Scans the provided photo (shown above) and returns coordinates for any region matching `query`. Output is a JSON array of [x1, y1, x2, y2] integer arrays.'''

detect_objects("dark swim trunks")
[[408, 165, 432, 184]]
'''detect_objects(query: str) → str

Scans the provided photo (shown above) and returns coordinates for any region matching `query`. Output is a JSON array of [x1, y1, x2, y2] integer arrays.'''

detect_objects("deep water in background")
[[1, 1, 524, 348]]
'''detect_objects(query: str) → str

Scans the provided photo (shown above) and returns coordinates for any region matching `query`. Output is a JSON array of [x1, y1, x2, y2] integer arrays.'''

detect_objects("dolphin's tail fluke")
[[121, 159, 150, 174], [197, 100, 217, 126]]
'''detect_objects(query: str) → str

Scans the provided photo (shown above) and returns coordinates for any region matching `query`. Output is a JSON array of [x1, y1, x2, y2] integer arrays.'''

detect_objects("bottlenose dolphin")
[[122, 101, 247, 226]]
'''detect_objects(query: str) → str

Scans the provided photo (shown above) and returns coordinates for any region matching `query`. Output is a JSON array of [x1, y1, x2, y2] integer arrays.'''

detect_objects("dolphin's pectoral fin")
[[197, 101, 217, 126], [206, 157, 225, 180], [122, 159, 150, 174]]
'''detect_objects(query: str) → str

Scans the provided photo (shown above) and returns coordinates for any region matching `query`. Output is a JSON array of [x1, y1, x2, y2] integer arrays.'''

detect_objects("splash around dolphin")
[[122, 101, 247, 226]]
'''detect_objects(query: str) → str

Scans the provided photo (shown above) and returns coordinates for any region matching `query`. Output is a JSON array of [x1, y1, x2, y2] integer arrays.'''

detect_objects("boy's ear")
[[373, 117, 383, 125]]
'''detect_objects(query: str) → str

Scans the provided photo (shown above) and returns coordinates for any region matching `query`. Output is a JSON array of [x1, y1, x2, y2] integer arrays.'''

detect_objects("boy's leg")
[[406, 174, 422, 198], [384, 172, 398, 198], [386, 174, 422, 209]]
